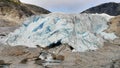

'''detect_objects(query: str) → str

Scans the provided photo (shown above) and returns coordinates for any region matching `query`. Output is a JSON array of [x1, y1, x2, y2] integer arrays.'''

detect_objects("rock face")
[[5, 13, 118, 52], [0, 0, 50, 27], [0, 45, 41, 64], [81, 2, 120, 16], [106, 15, 120, 37]]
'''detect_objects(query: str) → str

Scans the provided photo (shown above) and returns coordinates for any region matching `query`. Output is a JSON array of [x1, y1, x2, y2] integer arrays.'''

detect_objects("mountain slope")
[[81, 2, 120, 16], [0, 0, 50, 27]]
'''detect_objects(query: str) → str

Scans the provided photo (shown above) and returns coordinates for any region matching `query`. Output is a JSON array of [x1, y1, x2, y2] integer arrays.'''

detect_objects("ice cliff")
[[5, 13, 118, 52]]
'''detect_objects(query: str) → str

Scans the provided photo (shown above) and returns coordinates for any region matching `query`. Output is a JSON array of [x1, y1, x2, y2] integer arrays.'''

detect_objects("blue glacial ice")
[[5, 13, 118, 52]]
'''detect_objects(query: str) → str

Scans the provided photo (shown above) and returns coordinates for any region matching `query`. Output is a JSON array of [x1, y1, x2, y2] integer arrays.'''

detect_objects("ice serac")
[[5, 13, 118, 52]]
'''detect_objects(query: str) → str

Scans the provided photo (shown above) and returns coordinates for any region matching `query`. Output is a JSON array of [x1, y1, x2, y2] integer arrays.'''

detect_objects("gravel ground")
[[0, 42, 119, 68]]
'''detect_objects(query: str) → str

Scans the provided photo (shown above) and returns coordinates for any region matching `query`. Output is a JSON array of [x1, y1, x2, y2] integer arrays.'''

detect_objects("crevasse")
[[5, 13, 118, 52]]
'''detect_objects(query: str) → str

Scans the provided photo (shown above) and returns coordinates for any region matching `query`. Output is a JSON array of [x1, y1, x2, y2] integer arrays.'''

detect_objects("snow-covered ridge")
[[5, 13, 117, 52]]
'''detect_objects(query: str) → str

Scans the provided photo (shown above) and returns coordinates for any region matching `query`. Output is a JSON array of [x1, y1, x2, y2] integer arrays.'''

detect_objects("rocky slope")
[[0, 0, 50, 27], [81, 2, 120, 16]]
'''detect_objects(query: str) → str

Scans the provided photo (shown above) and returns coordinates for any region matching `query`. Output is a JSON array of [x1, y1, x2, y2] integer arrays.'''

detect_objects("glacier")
[[5, 13, 118, 52]]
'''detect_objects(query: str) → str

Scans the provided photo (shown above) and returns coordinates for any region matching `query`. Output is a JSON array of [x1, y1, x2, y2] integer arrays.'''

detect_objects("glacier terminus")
[[5, 13, 118, 52]]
